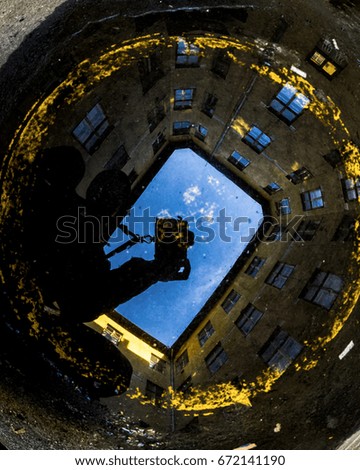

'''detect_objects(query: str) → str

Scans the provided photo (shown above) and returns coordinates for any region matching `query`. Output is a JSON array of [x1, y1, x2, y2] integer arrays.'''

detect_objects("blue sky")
[[105, 149, 263, 346]]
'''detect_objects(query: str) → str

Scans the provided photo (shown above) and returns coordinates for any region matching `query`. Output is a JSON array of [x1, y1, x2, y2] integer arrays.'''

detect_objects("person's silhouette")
[[25, 146, 193, 324]]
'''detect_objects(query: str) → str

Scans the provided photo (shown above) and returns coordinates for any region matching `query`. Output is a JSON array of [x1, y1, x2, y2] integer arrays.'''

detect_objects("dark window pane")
[[221, 289, 241, 313], [205, 344, 228, 374]]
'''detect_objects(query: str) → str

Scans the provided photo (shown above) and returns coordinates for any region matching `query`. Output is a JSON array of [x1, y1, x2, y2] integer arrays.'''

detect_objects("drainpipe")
[[170, 348, 176, 433], [211, 73, 258, 158]]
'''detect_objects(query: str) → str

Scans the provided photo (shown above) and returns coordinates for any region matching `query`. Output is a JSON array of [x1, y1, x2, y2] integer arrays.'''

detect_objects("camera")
[[154, 218, 194, 279]]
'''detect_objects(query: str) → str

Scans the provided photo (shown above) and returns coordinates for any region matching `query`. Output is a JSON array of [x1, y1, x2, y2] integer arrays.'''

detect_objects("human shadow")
[[24, 146, 193, 325]]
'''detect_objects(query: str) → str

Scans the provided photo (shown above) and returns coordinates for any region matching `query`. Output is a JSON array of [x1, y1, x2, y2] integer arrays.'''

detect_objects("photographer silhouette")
[[25, 146, 194, 324]]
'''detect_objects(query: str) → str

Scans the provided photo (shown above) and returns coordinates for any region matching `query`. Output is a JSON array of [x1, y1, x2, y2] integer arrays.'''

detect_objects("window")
[[173, 121, 191, 135], [177, 376, 192, 395], [176, 350, 189, 374], [211, 49, 232, 79], [228, 151, 250, 171], [147, 102, 166, 133], [152, 131, 166, 154], [198, 321, 215, 347], [265, 224, 287, 242], [307, 39, 348, 79], [277, 198, 291, 215], [149, 354, 167, 374], [128, 169, 138, 185], [104, 145, 129, 171], [174, 88, 194, 110], [259, 327, 303, 371], [341, 178, 360, 201], [205, 343, 228, 374], [293, 219, 320, 241], [243, 126, 271, 154], [138, 50, 164, 93], [195, 124, 208, 141], [73, 103, 111, 154], [264, 182, 282, 195], [301, 188, 324, 211], [236, 304, 263, 336], [102, 324, 123, 346], [323, 62, 337, 75], [245, 257, 266, 278], [300, 270, 344, 310], [266, 262, 295, 289], [332, 215, 356, 242], [145, 380, 165, 406], [221, 289, 241, 313], [201, 92, 218, 118], [323, 149, 342, 168], [176, 38, 200, 67], [311, 51, 326, 66], [287, 167, 312, 184], [269, 84, 310, 124]]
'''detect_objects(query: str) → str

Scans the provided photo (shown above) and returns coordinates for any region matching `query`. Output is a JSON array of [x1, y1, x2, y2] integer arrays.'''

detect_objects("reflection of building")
[[1, 0, 360, 450]]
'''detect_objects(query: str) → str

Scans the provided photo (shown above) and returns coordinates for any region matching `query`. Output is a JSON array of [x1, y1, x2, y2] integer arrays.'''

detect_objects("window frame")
[[293, 219, 320, 242], [174, 88, 195, 110], [300, 270, 344, 310], [277, 197, 292, 215], [323, 149, 342, 168], [195, 124, 208, 141], [301, 188, 325, 211], [266, 262, 295, 289], [259, 327, 303, 371], [138, 50, 164, 93], [211, 49, 232, 79], [242, 126, 271, 154], [128, 168, 138, 185], [205, 343, 228, 374], [287, 167, 313, 185], [177, 376, 192, 395], [102, 323, 123, 346], [173, 120, 192, 136], [221, 289, 241, 314], [147, 102, 166, 133], [265, 224, 288, 242], [341, 178, 360, 202], [268, 84, 310, 124], [264, 182, 282, 195], [104, 144, 130, 171], [236, 304, 264, 336], [307, 41, 347, 80], [145, 380, 165, 406], [198, 321, 215, 347], [175, 38, 200, 67], [152, 131, 166, 155], [72, 103, 111, 154], [332, 215, 356, 242], [228, 151, 250, 171], [201, 92, 218, 118], [245, 256, 266, 278], [149, 353, 167, 374], [176, 350, 189, 374]]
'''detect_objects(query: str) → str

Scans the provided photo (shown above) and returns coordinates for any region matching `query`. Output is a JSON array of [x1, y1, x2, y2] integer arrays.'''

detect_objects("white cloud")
[[207, 175, 225, 196], [198, 201, 218, 222], [183, 185, 202, 205], [157, 208, 173, 218], [207, 175, 220, 187]]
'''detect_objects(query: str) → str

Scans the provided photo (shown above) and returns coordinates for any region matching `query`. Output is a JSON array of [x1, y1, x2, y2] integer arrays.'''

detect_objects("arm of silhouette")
[[57, 256, 191, 324]]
